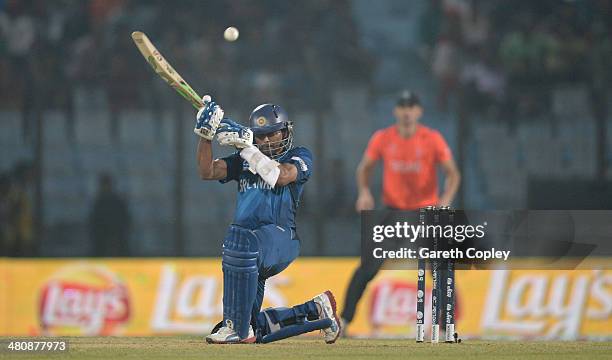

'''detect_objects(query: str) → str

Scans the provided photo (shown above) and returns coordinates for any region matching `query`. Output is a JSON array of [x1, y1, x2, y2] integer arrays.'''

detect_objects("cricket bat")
[[131, 31, 204, 109]]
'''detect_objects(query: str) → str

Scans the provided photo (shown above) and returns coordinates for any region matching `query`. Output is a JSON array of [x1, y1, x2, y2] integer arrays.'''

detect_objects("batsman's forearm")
[[196, 138, 215, 179]]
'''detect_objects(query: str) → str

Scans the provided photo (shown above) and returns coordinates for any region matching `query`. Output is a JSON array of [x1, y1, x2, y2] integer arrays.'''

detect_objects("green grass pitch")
[[1, 337, 611, 360]]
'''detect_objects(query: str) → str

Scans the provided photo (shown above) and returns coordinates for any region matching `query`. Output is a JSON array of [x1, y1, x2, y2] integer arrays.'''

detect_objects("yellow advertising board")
[[0, 259, 7, 335], [0, 258, 610, 340]]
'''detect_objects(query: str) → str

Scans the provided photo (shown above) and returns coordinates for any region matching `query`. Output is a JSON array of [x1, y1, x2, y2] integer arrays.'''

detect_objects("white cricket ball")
[[224, 27, 239, 42]]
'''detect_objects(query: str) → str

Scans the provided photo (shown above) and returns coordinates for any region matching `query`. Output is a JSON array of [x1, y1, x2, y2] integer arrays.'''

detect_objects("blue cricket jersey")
[[220, 147, 313, 231]]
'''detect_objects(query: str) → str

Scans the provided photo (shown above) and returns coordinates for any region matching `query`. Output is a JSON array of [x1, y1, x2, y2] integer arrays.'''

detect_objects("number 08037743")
[[5, 341, 67, 352]]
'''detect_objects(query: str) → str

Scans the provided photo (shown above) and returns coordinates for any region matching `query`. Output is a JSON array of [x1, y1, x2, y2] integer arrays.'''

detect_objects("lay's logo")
[[38, 264, 131, 336], [368, 279, 461, 327], [481, 270, 612, 340]]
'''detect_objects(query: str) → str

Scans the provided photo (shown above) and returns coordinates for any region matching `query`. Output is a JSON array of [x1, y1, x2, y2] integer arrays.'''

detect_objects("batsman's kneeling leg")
[[222, 225, 259, 339], [256, 301, 332, 343]]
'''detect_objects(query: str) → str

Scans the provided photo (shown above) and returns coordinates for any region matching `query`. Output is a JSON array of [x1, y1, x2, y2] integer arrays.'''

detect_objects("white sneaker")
[[205, 320, 256, 344], [313, 290, 341, 344]]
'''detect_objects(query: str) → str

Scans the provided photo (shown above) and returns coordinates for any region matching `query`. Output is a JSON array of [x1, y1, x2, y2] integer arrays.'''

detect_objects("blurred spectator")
[[0, 173, 10, 256], [0, 57, 12, 108], [89, 0, 125, 28], [419, 0, 443, 59], [498, 20, 534, 82], [498, 19, 557, 116], [460, 0, 489, 50], [0, 0, 35, 111], [460, 48, 505, 115], [431, 31, 461, 111], [2, 162, 35, 257], [1, 1, 36, 61], [67, 27, 107, 88], [588, 21, 612, 95], [89, 174, 131, 256], [107, 24, 143, 112]]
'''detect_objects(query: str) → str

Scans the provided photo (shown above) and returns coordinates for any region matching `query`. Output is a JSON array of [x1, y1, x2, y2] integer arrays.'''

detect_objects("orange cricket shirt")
[[365, 124, 452, 210]]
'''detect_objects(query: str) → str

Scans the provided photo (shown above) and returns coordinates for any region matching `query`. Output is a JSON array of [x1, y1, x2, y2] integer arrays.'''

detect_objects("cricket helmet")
[[249, 104, 293, 159]]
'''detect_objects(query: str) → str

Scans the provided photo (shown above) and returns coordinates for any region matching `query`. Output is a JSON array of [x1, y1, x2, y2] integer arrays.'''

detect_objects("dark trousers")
[[342, 206, 403, 323], [340, 254, 385, 323]]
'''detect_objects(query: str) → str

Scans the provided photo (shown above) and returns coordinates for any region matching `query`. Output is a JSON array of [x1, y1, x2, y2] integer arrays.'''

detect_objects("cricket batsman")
[[194, 95, 341, 344]]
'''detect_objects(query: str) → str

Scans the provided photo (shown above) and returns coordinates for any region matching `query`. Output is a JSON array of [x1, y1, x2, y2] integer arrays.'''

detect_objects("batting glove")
[[216, 119, 253, 149], [194, 95, 223, 140]]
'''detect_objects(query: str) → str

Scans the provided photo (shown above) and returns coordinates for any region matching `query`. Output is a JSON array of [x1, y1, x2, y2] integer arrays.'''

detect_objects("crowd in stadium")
[[2, 0, 611, 258], [0, 0, 373, 117], [420, 0, 612, 117], [0, 0, 375, 256]]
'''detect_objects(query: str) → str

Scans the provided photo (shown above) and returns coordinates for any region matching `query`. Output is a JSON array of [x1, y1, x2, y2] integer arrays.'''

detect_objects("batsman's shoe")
[[205, 321, 255, 344], [313, 290, 341, 344]]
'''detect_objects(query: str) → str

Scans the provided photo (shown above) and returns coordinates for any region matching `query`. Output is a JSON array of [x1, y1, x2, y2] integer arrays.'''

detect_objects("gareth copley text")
[[372, 247, 511, 260]]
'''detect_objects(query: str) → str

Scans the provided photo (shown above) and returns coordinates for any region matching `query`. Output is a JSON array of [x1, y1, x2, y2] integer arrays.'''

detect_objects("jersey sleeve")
[[283, 147, 313, 184], [219, 152, 243, 183], [432, 131, 452, 163], [364, 130, 385, 161]]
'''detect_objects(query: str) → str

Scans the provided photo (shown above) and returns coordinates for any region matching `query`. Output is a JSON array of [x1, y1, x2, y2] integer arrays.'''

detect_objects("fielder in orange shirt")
[[341, 91, 461, 333]]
